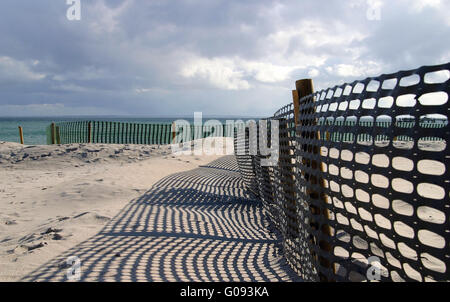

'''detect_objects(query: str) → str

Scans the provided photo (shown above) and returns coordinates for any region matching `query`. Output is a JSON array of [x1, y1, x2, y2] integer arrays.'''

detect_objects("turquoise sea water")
[[0, 116, 259, 145]]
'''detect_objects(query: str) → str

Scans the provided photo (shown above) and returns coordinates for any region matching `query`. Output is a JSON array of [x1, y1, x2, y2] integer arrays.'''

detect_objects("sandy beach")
[[0, 141, 229, 281], [0, 139, 446, 282]]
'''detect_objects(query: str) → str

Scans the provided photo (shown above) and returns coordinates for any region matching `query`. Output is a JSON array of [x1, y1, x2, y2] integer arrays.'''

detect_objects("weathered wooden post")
[[18, 126, 24, 145], [50, 123, 56, 145], [56, 126, 61, 144], [171, 122, 176, 143], [296, 78, 334, 281], [274, 88, 301, 273]]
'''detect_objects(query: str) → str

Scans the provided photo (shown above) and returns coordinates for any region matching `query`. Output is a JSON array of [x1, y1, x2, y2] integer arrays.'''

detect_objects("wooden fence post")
[[56, 126, 61, 144], [292, 90, 300, 126], [172, 122, 176, 143], [295, 79, 334, 281], [18, 126, 24, 145], [50, 123, 56, 145]]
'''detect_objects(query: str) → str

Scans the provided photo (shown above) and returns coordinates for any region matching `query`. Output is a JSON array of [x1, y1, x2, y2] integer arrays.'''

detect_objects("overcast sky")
[[0, 0, 448, 116]]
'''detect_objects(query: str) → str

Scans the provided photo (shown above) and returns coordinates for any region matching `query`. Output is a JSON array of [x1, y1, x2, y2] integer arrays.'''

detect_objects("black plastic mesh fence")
[[234, 62, 449, 282], [233, 125, 259, 196]]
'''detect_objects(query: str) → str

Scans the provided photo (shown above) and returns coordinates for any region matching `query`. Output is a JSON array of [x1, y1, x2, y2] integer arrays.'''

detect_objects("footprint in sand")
[[52, 233, 63, 240], [42, 232, 63, 241], [72, 212, 111, 223], [0, 237, 12, 243], [13, 242, 47, 254], [41, 227, 63, 235]]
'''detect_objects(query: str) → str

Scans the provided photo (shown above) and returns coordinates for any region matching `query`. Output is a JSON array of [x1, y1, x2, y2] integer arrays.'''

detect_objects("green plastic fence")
[[47, 119, 446, 145], [46, 121, 236, 145]]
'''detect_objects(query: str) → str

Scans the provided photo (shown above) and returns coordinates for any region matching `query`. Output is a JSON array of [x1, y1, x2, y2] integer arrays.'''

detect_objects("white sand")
[[0, 140, 231, 281]]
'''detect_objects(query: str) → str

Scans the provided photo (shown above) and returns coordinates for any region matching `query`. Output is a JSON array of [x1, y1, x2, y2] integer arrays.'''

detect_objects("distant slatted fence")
[[46, 121, 235, 145]]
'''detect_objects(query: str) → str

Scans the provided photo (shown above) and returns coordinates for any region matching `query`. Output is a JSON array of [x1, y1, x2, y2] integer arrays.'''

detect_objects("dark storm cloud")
[[0, 0, 448, 116]]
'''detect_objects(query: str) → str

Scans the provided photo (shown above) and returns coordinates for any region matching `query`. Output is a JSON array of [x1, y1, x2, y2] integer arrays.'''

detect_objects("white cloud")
[[407, 0, 441, 12], [87, 0, 134, 34], [134, 87, 171, 94], [51, 66, 110, 82], [265, 20, 366, 53], [330, 61, 383, 78], [298, 20, 367, 49], [50, 83, 90, 93], [261, 19, 367, 71], [241, 61, 295, 83], [180, 57, 250, 90], [334, 64, 361, 77], [180, 55, 302, 89], [308, 68, 320, 78], [0, 56, 45, 81]]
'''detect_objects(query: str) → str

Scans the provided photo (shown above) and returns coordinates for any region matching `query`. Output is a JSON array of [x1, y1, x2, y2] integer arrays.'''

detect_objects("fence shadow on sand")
[[21, 156, 300, 282]]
